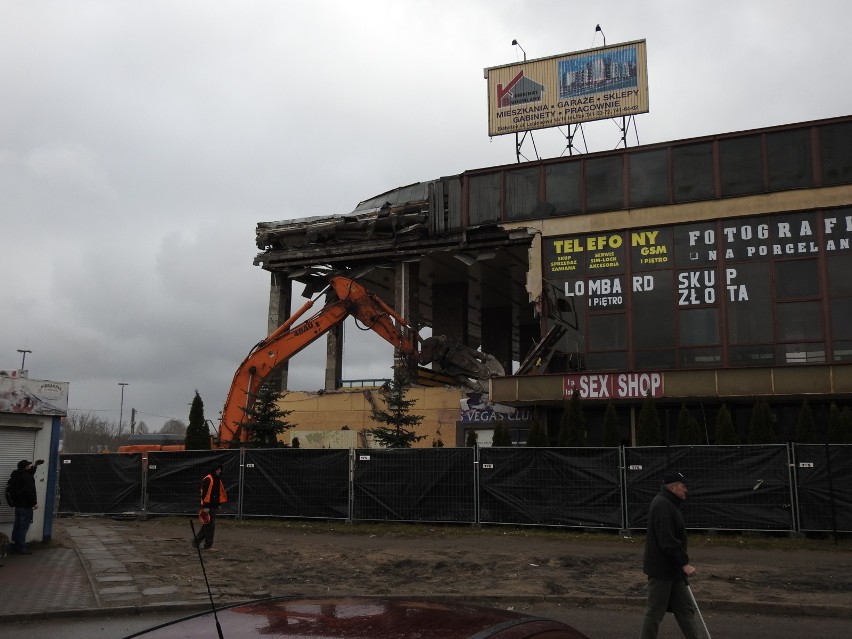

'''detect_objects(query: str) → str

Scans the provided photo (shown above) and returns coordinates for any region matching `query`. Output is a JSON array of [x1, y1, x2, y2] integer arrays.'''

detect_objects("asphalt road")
[[3, 603, 851, 638]]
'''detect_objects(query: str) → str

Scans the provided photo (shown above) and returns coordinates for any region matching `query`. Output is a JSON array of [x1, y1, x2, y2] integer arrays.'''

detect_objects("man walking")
[[193, 464, 227, 550], [7, 459, 44, 555], [640, 471, 700, 639]]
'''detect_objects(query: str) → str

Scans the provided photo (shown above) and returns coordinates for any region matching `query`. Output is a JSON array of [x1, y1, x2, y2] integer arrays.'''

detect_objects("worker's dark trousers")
[[194, 509, 217, 549], [639, 576, 700, 639]]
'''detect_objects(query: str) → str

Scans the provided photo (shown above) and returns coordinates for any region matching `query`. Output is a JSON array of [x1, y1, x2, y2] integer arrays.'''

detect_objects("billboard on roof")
[[484, 40, 649, 137]]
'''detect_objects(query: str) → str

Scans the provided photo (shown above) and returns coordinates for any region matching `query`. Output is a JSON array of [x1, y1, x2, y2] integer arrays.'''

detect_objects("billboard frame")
[[484, 40, 649, 137]]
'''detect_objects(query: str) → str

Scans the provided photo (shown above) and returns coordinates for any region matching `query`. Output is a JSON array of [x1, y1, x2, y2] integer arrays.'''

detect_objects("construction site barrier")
[[56, 444, 851, 533]]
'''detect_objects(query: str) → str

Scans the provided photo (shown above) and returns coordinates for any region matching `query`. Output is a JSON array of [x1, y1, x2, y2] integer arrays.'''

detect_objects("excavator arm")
[[217, 276, 504, 448]]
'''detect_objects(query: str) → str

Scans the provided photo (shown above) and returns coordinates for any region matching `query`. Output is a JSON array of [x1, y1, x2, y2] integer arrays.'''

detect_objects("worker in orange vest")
[[193, 464, 227, 550]]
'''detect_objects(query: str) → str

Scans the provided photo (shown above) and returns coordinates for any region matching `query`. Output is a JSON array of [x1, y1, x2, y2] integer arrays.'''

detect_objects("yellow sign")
[[484, 40, 649, 137]]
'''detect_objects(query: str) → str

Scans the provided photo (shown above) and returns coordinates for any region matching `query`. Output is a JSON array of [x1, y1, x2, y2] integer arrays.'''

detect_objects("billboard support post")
[[511, 39, 538, 163]]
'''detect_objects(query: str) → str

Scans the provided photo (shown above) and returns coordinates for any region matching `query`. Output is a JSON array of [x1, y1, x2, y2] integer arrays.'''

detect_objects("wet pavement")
[[0, 517, 211, 622]]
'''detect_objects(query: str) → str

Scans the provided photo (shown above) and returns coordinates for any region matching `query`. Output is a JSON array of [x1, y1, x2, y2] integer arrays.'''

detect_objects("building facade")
[[256, 115, 852, 446]]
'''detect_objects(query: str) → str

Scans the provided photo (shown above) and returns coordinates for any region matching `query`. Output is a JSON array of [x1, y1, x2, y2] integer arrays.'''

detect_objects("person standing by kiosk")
[[7, 459, 44, 555]]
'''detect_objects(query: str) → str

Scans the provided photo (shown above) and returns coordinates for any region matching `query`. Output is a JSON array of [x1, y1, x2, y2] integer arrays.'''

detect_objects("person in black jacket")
[[193, 464, 227, 550], [639, 471, 700, 639], [8, 459, 43, 555]]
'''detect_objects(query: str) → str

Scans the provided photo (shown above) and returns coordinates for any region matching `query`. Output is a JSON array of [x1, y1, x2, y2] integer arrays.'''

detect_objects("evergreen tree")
[[601, 402, 621, 447], [636, 391, 662, 446], [368, 371, 425, 448], [675, 404, 702, 445], [465, 428, 479, 447], [795, 400, 816, 443], [184, 390, 211, 450], [714, 404, 740, 445], [240, 381, 295, 447], [291, 436, 301, 449], [747, 398, 776, 444], [492, 421, 512, 446], [558, 388, 587, 447], [526, 408, 549, 446], [827, 403, 849, 443], [431, 436, 445, 447]]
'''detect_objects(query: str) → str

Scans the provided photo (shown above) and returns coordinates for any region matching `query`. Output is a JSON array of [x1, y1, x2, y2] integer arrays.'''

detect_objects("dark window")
[[506, 167, 541, 221], [629, 149, 669, 207], [679, 347, 721, 368], [673, 221, 718, 268], [679, 307, 719, 346], [819, 121, 852, 186], [830, 297, 852, 341], [585, 155, 623, 212], [588, 313, 626, 350], [633, 271, 675, 349], [727, 262, 773, 345], [767, 128, 812, 191], [729, 345, 776, 367], [672, 143, 714, 203], [833, 340, 852, 362], [774, 259, 820, 299], [776, 301, 822, 341], [631, 227, 673, 271], [585, 351, 628, 370], [469, 173, 501, 224], [635, 349, 676, 369], [545, 162, 582, 215], [719, 135, 763, 196], [778, 343, 825, 364], [827, 254, 852, 296]]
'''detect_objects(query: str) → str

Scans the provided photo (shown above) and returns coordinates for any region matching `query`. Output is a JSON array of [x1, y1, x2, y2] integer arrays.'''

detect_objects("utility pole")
[[17, 348, 32, 370], [118, 382, 129, 432]]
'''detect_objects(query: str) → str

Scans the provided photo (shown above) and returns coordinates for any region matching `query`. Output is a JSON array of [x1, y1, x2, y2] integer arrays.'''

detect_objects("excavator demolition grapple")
[[217, 276, 504, 447]]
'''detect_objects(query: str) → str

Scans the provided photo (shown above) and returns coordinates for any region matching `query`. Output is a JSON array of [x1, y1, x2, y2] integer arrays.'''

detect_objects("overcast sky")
[[2, 1, 850, 432]]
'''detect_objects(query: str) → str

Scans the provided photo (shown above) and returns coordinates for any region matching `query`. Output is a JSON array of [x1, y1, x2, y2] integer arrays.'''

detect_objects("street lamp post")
[[17, 349, 32, 370], [118, 382, 129, 432]]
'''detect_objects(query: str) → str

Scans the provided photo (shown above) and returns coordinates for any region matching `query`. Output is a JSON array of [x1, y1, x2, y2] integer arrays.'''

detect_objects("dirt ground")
[[105, 517, 852, 613]]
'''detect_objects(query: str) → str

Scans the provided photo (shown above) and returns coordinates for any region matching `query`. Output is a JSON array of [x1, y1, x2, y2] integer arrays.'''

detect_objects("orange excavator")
[[216, 276, 504, 448]]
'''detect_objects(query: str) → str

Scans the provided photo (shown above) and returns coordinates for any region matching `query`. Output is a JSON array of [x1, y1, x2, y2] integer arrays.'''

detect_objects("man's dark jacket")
[[643, 486, 689, 580], [8, 468, 37, 508]]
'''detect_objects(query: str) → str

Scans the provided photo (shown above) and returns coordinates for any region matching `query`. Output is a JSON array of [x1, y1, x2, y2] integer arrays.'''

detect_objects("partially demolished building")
[[256, 113, 852, 446]]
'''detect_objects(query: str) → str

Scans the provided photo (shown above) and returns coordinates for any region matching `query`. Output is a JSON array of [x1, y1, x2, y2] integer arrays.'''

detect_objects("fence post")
[[618, 446, 629, 535], [347, 447, 354, 524], [237, 447, 245, 521]]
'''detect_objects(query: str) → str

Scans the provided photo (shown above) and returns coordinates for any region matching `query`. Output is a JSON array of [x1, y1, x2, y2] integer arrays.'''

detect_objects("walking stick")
[[683, 573, 712, 639], [190, 518, 224, 639]]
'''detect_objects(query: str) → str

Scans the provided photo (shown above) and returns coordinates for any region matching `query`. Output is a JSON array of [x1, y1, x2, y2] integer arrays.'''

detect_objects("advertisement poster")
[[0, 375, 69, 415], [485, 40, 649, 136]]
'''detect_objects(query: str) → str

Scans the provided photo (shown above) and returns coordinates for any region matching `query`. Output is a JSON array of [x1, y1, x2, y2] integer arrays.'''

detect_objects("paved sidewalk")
[[0, 517, 210, 621]]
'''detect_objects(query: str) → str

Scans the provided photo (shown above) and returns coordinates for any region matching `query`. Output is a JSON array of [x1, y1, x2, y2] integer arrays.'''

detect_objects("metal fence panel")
[[478, 447, 622, 528], [352, 448, 476, 523], [625, 445, 793, 531], [242, 449, 350, 519], [146, 451, 240, 516], [57, 453, 143, 515], [793, 444, 852, 532]]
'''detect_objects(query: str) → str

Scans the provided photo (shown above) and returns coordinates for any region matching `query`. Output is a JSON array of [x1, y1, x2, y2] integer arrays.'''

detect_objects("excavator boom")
[[217, 276, 503, 447]]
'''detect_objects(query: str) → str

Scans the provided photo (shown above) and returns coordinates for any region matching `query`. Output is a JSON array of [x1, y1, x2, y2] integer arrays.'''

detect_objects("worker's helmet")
[[198, 509, 211, 525]]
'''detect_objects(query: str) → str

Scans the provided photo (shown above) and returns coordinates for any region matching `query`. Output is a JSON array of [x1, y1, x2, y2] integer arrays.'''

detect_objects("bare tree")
[[160, 419, 186, 435], [62, 411, 128, 453]]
